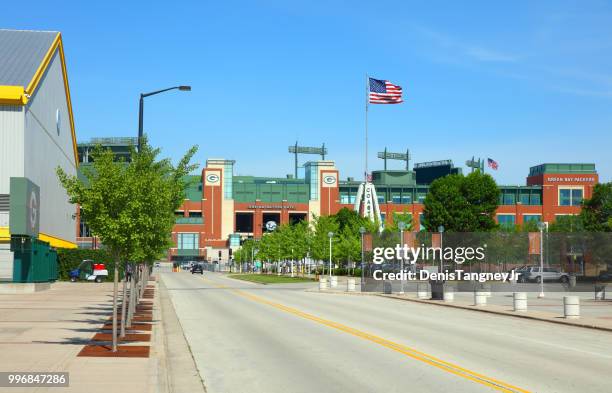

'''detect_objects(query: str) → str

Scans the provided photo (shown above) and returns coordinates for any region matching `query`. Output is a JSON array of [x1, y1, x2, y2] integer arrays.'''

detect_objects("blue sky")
[[3, 0, 612, 184]]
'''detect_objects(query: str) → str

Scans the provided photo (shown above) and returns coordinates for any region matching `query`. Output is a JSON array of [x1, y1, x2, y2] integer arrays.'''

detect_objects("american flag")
[[487, 158, 499, 170], [369, 78, 403, 104]]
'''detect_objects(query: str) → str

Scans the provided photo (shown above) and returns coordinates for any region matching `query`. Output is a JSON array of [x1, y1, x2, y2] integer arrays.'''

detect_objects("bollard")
[[443, 286, 454, 302], [474, 290, 487, 306], [319, 277, 328, 291], [330, 276, 338, 288], [564, 296, 580, 319], [417, 283, 429, 299], [595, 285, 606, 300], [513, 292, 527, 312], [347, 278, 356, 292]]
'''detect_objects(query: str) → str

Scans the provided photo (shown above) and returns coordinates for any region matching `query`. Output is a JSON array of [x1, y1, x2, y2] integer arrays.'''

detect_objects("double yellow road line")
[[202, 276, 529, 393]]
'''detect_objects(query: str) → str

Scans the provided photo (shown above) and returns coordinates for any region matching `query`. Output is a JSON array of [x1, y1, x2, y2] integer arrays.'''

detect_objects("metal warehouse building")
[[0, 29, 78, 283]]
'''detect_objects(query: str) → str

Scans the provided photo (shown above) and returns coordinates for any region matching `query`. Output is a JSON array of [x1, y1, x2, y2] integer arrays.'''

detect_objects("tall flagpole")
[[365, 74, 369, 182]]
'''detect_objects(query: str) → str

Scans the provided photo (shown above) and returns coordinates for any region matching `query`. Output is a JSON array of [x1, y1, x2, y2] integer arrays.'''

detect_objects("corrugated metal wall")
[[0, 105, 25, 194], [23, 49, 77, 244]]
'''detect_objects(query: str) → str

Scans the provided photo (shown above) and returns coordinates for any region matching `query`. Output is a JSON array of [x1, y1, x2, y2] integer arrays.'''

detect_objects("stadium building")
[[165, 157, 598, 263]]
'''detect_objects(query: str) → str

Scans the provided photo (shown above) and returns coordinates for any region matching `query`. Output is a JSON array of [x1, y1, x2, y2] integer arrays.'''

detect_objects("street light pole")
[[438, 225, 445, 273], [328, 232, 334, 280], [538, 222, 545, 298], [398, 222, 406, 294], [359, 227, 366, 292], [138, 85, 191, 151]]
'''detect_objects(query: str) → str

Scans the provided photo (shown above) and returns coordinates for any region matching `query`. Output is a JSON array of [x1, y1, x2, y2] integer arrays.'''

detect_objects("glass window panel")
[[523, 214, 541, 223], [178, 233, 199, 250], [520, 193, 530, 205], [530, 193, 541, 205], [503, 193, 516, 205], [497, 215, 515, 227], [571, 189, 583, 206], [559, 189, 571, 206]]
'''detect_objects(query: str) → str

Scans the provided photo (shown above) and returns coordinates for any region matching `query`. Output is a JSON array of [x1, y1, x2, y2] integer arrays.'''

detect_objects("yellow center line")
[[200, 276, 530, 393]]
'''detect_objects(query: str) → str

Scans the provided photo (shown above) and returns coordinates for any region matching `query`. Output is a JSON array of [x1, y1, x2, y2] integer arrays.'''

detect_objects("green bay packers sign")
[[9, 177, 40, 237], [205, 171, 221, 187]]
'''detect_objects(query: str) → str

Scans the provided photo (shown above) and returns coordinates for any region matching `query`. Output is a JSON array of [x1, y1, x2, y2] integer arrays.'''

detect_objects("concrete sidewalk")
[[313, 278, 612, 332], [380, 292, 612, 332], [0, 282, 160, 393]]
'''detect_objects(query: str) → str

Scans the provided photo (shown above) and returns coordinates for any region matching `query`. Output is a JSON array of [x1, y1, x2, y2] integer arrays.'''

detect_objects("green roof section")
[[371, 170, 416, 186], [529, 163, 596, 176], [233, 176, 309, 203], [233, 176, 307, 184], [183, 175, 202, 201]]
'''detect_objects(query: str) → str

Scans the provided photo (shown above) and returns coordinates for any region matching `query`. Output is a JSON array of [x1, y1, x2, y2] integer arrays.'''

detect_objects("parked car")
[[597, 271, 612, 282], [191, 264, 204, 274], [517, 266, 569, 283]]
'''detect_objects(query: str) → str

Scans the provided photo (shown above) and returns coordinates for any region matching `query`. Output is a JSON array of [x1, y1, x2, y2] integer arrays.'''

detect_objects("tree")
[[310, 214, 339, 272], [549, 215, 584, 233], [423, 171, 499, 232], [581, 182, 612, 232], [385, 211, 414, 232], [57, 138, 197, 352]]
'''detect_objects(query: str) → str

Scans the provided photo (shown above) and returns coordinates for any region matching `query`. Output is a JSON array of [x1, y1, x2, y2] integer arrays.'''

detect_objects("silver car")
[[518, 266, 569, 283]]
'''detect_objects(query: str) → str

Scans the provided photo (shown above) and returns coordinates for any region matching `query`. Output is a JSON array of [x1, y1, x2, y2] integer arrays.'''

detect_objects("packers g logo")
[[206, 173, 220, 183], [29, 190, 38, 232], [323, 175, 336, 185]]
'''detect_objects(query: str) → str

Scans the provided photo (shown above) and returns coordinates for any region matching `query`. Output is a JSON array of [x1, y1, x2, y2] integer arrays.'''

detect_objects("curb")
[[159, 278, 207, 393], [378, 294, 612, 333]]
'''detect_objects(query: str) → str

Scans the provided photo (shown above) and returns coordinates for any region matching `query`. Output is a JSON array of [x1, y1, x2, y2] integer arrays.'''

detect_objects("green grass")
[[228, 273, 315, 284]]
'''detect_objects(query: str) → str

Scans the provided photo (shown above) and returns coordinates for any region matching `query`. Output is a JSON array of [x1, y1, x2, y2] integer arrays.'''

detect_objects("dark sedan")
[[191, 264, 204, 274]]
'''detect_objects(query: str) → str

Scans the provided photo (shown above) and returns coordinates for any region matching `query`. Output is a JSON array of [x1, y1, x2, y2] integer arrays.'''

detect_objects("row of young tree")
[[56, 138, 198, 352]]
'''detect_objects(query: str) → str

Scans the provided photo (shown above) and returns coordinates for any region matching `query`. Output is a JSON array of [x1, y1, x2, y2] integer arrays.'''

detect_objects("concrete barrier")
[[564, 296, 580, 319], [474, 290, 487, 306], [330, 276, 338, 288], [443, 286, 454, 302], [319, 277, 328, 291], [347, 278, 356, 292], [417, 283, 429, 299], [513, 292, 527, 312]]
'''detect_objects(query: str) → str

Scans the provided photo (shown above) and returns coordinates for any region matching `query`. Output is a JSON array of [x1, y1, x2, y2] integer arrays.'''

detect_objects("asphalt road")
[[161, 272, 612, 393]]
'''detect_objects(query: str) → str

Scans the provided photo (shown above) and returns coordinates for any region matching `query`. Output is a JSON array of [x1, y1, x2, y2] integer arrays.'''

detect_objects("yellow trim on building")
[[25, 33, 61, 99], [38, 232, 77, 249], [0, 32, 78, 167], [0, 227, 9, 241], [0, 86, 27, 105], [0, 227, 77, 248], [56, 35, 79, 168]]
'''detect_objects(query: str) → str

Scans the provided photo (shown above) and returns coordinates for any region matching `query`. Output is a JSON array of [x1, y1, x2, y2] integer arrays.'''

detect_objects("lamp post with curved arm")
[[138, 85, 191, 151]]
